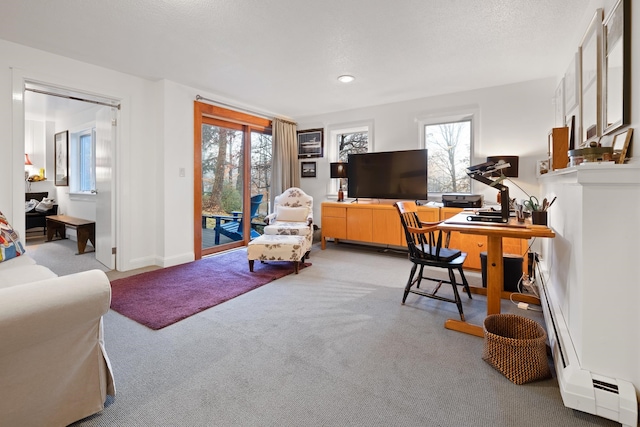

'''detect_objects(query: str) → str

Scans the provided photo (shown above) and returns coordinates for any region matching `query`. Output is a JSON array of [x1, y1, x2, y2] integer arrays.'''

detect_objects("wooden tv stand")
[[321, 201, 528, 270], [321, 200, 439, 249]]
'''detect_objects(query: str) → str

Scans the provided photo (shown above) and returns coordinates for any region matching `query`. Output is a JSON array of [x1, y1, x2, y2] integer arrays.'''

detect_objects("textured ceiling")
[[1, 0, 588, 119]]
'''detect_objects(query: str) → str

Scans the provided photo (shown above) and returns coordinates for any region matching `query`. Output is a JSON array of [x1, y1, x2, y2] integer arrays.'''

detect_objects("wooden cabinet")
[[440, 207, 528, 270], [321, 203, 527, 271], [321, 201, 439, 250]]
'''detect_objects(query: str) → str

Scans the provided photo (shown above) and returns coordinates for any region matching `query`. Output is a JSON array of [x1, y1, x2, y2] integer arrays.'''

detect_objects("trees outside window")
[[425, 119, 471, 193]]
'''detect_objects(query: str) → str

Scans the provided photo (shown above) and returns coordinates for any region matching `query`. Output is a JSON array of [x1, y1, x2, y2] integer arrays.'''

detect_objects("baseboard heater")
[[539, 279, 638, 427]]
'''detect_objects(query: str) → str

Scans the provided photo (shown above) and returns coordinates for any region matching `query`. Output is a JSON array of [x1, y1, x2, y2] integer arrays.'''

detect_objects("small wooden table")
[[438, 213, 555, 337], [46, 215, 96, 255]]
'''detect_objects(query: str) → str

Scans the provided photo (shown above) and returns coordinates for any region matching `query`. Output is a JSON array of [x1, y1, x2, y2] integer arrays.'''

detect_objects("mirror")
[[602, 0, 629, 134]]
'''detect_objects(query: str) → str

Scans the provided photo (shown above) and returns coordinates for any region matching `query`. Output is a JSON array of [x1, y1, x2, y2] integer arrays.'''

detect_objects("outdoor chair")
[[207, 194, 263, 245]]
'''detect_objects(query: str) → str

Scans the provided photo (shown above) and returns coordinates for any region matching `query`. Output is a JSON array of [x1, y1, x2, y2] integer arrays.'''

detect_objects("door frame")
[[14, 74, 120, 268], [193, 101, 271, 259]]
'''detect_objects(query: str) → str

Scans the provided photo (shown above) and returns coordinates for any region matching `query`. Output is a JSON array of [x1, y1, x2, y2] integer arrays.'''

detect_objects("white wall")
[[296, 77, 557, 226], [0, 38, 283, 271], [0, 39, 159, 271]]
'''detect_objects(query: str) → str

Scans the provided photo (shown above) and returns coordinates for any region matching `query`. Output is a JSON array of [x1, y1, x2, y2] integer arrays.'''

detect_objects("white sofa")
[[0, 254, 115, 426]]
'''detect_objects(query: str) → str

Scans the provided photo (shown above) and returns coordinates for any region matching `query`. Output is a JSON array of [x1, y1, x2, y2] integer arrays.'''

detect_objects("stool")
[[247, 234, 309, 274]]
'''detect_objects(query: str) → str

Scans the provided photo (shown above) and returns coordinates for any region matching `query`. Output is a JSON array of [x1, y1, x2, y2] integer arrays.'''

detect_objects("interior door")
[[94, 106, 116, 269]]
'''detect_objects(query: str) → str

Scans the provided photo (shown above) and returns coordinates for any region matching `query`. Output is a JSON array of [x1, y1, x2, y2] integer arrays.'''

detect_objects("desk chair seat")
[[395, 201, 472, 321]]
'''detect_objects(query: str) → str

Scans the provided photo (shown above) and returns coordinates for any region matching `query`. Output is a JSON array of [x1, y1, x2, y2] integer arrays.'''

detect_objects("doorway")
[[194, 101, 272, 259], [22, 82, 119, 271]]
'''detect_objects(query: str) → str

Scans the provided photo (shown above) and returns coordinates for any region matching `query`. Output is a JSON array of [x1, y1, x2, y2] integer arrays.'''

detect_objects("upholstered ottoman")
[[247, 234, 309, 274]]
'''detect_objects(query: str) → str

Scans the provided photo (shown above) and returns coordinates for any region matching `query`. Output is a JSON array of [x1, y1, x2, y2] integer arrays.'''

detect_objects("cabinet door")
[[322, 205, 347, 239], [372, 209, 401, 245], [347, 208, 373, 242], [323, 217, 347, 239]]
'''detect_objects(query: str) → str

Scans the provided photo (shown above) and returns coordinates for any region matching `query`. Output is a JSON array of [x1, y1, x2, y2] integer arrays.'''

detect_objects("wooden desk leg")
[[485, 235, 504, 315], [321, 236, 326, 250], [444, 236, 504, 338], [444, 319, 484, 337]]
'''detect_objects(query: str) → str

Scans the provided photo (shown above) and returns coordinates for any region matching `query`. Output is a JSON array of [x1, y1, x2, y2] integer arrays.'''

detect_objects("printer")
[[442, 193, 484, 208]]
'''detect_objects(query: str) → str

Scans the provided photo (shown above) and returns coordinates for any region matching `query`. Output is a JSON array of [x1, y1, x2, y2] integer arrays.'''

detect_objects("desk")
[[46, 215, 96, 255], [438, 213, 555, 337]]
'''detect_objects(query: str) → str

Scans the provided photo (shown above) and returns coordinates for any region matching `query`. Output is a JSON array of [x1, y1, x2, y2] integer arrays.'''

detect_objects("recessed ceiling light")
[[337, 75, 355, 83]]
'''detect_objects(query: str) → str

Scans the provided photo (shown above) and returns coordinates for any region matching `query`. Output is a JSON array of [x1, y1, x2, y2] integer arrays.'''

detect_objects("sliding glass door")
[[194, 102, 271, 259]]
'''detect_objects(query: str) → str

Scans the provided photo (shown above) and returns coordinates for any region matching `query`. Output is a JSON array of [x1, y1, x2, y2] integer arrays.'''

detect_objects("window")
[[329, 122, 372, 194], [70, 128, 96, 195], [337, 130, 368, 161], [425, 119, 472, 193]]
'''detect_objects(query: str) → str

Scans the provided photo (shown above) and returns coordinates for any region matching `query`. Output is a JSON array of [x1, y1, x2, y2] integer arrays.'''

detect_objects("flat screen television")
[[347, 149, 428, 200]]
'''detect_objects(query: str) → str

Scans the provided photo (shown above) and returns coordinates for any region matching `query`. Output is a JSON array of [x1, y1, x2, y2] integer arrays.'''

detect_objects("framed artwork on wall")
[[564, 52, 579, 116], [301, 161, 317, 178], [554, 78, 565, 127], [612, 128, 633, 164], [602, 0, 630, 135], [579, 9, 603, 146], [297, 129, 323, 158], [54, 130, 69, 186]]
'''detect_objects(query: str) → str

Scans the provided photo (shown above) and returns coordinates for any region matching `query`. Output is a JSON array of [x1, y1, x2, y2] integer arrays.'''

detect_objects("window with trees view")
[[425, 119, 471, 193], [337, 131, 368, 161]]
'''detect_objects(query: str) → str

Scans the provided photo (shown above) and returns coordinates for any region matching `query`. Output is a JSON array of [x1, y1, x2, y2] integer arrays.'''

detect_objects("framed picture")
[[297, 129, 323, 158], [554, 78, 565, 127], [612, 128, 633, 164], [54, 130, 69, 186], [579, 9, 603, 146], [564, 52, 579, 116], [602, 0, 630, 135], [301, 161, 317, 178]]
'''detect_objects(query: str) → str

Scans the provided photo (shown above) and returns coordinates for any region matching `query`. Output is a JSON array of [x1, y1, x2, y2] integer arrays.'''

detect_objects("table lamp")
[[330, 162, 348, 202]]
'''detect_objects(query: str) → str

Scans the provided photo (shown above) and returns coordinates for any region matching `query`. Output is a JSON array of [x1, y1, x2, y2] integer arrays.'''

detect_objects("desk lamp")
[[466, 160, 512, 223], [330, 162, 348, 202], [486, 156, 519, 178]]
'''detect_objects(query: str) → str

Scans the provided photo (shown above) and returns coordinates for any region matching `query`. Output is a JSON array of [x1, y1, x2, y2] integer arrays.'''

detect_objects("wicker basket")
[[482, 314, 551, 385]]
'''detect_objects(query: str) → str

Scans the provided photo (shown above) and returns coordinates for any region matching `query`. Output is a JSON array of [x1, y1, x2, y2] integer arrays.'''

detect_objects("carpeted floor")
[[110, 249, 308, 329], [25, 234, 109, 276], [70, 242, 619, 427]]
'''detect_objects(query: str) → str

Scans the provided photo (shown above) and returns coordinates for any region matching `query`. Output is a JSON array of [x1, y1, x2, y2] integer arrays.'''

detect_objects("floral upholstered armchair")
[[264, 187, 313, 255]]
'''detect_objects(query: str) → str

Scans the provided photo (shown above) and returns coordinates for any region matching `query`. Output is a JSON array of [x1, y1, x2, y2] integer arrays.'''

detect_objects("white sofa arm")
[[0, 269, 114, 426], [0, 270, 111, 349]]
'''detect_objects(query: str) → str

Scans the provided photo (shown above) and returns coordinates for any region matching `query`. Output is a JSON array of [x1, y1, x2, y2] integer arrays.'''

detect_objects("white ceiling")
[[1, 0, 588, 119]]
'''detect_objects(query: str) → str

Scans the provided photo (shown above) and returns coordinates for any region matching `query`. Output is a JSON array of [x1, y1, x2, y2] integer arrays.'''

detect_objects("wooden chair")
[[395, 201, 472, 321]]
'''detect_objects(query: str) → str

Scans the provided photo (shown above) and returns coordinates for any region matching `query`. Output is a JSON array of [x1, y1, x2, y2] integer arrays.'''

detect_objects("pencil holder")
[[531, 211, 547, 226]]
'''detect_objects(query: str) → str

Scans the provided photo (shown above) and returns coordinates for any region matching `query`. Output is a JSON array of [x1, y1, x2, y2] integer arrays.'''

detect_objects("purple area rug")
[[110, 249, 308, 330]]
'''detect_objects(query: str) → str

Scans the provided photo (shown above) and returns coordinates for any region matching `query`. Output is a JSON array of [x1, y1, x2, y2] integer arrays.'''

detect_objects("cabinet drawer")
[[323, 206, 346, 218]]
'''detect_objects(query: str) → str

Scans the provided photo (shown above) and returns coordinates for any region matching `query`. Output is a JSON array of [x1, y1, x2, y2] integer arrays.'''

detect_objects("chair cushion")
[[247, 234, 308, 261], [417, 246, 461, 262], [276, 206, 308, 222], [0, 211, 26, 264], [264, 221, 311, 236]]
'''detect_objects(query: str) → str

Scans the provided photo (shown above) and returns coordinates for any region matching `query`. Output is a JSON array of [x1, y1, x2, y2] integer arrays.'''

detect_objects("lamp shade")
[[330, 162, 348, 178], [24, 153, 33, 166], [486, 155, 519, 178]]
